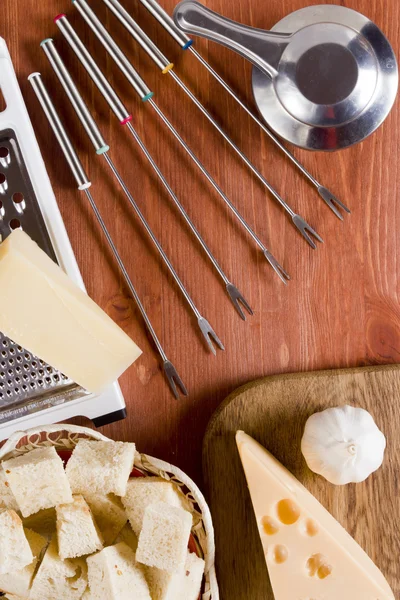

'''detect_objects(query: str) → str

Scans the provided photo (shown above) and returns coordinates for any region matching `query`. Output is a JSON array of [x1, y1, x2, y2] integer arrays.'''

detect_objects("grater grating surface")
[[0, 128, 85, 423]]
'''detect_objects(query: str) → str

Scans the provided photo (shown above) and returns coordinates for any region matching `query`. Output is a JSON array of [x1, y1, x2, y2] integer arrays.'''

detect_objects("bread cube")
[[1, 447, 72, 517], [0, 510, 33, 575], [145, 551, 205, 600], [66, 440, 136, 497], [0, 469, 19, 512], [29, 537, 87, 600], [84, 493, 127, 545], [136, 502, 192, 573], [87, 542, 151, 600], [56, 495, 103, 559], [122, 478, 185, 535], [0, 528, 47, 597]]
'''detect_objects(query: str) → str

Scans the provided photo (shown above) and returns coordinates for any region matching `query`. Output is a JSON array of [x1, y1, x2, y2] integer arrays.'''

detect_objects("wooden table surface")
[[0, 0, 399, 486]]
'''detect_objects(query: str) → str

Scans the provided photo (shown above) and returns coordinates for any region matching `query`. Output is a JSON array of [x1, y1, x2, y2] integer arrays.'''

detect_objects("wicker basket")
[[0, 424, 219, 600]]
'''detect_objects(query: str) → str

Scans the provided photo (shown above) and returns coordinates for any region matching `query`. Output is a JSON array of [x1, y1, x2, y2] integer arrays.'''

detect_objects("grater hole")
[[2, 339, 8, 347], [30, 382, 36, 389], [9, 218, 22, 231], [7, 380, 12, 387], [12, 192, 26, 214], [8, 359, 14, 366], [7, 369, 12, 376], [62, 373, 68, 381], [0, 361, 5, 367], [46, 366, 52, 373], [39, 359, 45, 366], [1, 351, 6, 358], [45, 376, 51, 384], [24, 353, 30, 360], [16, 366, 21, 374], [17, 346, 23, 352], [9, 347, 15, 355], [38, 369, 44, 376], [0, 172, 7, 195], [6, 390, 12, 398], [15, 387, 20, 395], [22, 384, 28, 391], [0, 382, 4, 388], [15, 377, 20, 384], [38, 379, 44, 387], [16, 356, 22, 363], [31, 360, 37, 368], [0, 199, 4, 219], [0, 372, 4, 379], [23, 364, 29, 371], [0, 147, 10, 170], [23, 374, 29, 382], [31, 372, 37, 379]]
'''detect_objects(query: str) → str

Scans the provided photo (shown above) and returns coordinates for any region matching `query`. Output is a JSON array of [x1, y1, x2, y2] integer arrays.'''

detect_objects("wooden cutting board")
[[202, 365, 400, 599]]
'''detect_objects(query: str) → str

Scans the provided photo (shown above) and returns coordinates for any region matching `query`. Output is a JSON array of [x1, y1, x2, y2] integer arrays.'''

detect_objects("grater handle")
[[103, 0, 173, 73], [139, 0, 192, 49], [28, 73, 91, 191], [41, 38, 109, 156], [54, 14, 132, 124], [71, 0, 154, 101]]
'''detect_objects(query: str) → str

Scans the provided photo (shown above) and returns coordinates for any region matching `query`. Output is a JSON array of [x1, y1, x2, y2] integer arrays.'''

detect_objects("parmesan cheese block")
[[236, 431, 395, 600], [0, 230, 142, 393]]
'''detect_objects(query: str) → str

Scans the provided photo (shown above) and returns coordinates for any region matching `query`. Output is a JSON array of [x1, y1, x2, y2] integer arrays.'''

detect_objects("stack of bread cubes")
[[0, 439, 205, 599]]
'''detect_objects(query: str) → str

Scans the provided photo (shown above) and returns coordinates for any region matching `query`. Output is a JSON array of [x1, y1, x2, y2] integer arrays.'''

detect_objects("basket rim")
[[0, 423, 219, 600]]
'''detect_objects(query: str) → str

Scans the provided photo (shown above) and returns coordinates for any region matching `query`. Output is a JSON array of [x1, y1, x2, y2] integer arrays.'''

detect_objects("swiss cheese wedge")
[[236, 431, 394, 600]]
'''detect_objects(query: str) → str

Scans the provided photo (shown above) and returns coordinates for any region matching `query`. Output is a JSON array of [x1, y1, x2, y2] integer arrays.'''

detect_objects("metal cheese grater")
[[0, 37, 127, 440]]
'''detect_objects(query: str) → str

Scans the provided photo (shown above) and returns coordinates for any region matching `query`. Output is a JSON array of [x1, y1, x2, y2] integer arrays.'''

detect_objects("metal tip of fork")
[[197, 317, 225, 355], [318, 186, 351, 220], [163, 360, 188, 399], [263, 250, 290, 284], [226, 283, 253, 320], [292, 214, 323, 249]]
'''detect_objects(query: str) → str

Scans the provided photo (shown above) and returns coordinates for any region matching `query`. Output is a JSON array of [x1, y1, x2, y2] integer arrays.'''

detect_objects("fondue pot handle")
[[173, 0, 290, 79]]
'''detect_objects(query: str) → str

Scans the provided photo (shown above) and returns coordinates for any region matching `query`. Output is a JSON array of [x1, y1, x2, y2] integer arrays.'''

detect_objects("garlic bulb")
[[301, 405, 386, 485]]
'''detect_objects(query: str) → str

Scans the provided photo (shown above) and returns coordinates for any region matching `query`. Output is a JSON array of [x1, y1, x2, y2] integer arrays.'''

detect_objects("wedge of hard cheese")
[[236, 431, 394, 600], [0, 230, 142, 393]]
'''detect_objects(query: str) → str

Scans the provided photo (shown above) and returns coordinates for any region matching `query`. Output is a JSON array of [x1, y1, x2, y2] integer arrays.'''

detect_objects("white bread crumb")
[[0, 510, 33, 575], [0, 469, 19, 512], [56, 495, 103, 559], [136, 502, 192, 573], [145, 550, 205, 600], [0, 528, 47, 596], [87, 542, 151, 600], [1, 447, 72, 517], [66, 440, 135, 497], [84, 493, 127, 545], [29, 537, 87, 600], [122, 478, 185, 535]]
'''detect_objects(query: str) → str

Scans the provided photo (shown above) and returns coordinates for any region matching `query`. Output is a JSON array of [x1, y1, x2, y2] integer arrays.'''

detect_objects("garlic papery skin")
[[301, 405, 386, 485]]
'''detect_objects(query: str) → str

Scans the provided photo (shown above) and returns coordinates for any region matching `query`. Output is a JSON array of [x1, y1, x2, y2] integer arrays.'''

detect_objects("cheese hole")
[[302, 518, 319, 537], [273, 545, 288, 564], [307, 554, 332, 579], [261, 516, 279, 535], [276, 499, 300, 525]]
